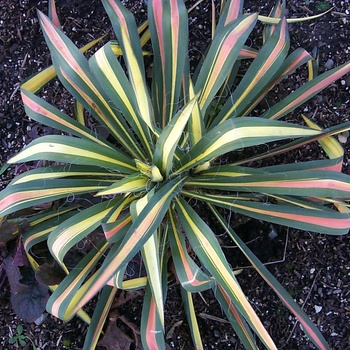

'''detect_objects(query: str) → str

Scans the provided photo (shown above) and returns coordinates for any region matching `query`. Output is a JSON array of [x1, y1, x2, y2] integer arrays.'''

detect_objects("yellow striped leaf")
[[175, 197, 277, 349]]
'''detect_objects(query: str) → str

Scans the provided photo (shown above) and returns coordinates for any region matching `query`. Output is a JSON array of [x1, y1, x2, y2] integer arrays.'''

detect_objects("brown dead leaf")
[[97, 320, 134, 350]]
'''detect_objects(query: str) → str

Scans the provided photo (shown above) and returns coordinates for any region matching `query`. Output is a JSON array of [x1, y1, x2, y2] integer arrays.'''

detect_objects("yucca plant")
[[1, 0, 350, 349]]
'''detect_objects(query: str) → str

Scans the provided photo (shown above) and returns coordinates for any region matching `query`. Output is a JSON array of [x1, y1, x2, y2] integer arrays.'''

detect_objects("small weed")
[[8, 325, 37, 350], [315, 1, 331, 12], [305, 0, 331, 12], [62, 338, 72, 347]]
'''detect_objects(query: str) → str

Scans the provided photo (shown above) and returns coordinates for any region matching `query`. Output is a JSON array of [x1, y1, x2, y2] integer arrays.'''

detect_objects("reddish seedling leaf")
[[0, 221, 19, 246], [4, 257, 49, 322], [13, 240, 29, 267]]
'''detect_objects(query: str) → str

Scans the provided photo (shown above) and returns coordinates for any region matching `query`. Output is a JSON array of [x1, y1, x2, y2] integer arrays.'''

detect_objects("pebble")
[[324, 58, 334, 69]]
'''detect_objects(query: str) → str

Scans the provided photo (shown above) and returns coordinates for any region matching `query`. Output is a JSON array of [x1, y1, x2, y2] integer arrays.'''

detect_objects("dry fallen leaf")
[[97, 320, 134, 350]]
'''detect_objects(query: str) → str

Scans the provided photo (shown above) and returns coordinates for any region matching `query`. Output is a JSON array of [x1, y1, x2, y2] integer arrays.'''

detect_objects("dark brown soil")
[[1, 1, 350, 349]]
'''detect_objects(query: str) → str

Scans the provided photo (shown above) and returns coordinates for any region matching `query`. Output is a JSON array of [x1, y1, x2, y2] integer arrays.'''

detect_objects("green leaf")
[[47, 176, 186, 321], [83, 286, 118, 350], [0, 179, 106, 217], [6, 135, 137, 174], [38, 10, 144, 159], [90, 42, 154, 156], [169, 210, 213, 292], [149, 0, 189, 127], [180, 288, 204, 350], [153, 95, 198, 177], [101, 0, 155, 135], [182, 190, 350, 235], [174, 197, 277, 349], [195, 13, 258, 115], [176, 117, 321, 174], [211, 205, 330, 350]]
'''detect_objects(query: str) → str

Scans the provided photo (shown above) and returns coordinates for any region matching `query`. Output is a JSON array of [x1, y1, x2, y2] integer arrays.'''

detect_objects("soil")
[[1, 0, 350, 349]]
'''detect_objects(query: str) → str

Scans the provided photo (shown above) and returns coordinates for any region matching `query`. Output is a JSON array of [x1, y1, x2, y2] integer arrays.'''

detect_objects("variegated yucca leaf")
[[212, 16, 289, 126], [132, 192, 164, 328], [214, 284, 258, 349], [180, 288, 204, 350], [195, 13, 258, 115], [83, 286, 118, 350], [1, 0, 350, 349], [38, 10, 146, 160], [174, 197, 277, 349], [102, 0, 155, 135], [176, 117, 321, 174], [149, 0, 189, 127], [211, 205, 330, 349], [6, 135, 137, 174]]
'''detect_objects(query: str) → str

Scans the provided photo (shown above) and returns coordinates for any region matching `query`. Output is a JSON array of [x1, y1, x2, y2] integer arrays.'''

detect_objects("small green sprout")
[[8, 325, 37, 350]]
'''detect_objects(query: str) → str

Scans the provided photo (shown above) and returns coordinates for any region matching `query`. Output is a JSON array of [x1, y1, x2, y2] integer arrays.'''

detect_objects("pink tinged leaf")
[[151, 0, 165, 81], [313, 163, 342, 172], [152, 0, 167, 122], [224, 0, 243, 25], [48, 0, 61, 29], [216, 285, 257, 347], [49, 242, 109, 318], [102, 216, 132, 241], [246, 178, 350, 196], [254, 18, 288, 85], [264, 1, 284, 37], [170, 0, 181, 93], [69, 179, 184, 317], [0, 191, 46, 215], [212, 206, 329, 350], [21, 92, 85, 137], [267, 284, 328, 350], [203, 15, 258, 104], [239, 47, 258, 59], [145, 298, 159, 348], [106, 0, 130, 36], [39, 11, 122, 131], [281, 49, 312, 76], [233, 203, 350, 230], [170, 219, 211, 290], [39, 12, 87, 82], [268, 61, 350, 120]]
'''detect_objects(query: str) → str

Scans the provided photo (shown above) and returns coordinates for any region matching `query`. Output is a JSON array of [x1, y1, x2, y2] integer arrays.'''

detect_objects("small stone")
[[34, 313, 47, 325], [268, 229, 278, 240], [315, 305, 322, 314], [338, 131, 349, 143], [324, 58, 334, 70]]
